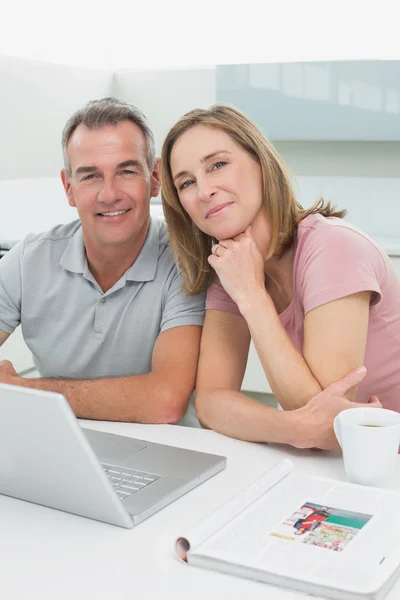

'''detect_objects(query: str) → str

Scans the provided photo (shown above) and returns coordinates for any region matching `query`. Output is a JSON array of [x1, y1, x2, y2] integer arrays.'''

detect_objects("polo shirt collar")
[[59, 226, 86, 274], [126, 217, 159, 282], [59, 217, 160, 282]]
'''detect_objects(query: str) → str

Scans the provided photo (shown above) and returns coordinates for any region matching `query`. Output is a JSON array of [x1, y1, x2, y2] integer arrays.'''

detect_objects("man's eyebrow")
[[74, 159, 144, 177], [75, 165, 98, 176], [173, 150, 231, 183], [117, 159, 143, 170]]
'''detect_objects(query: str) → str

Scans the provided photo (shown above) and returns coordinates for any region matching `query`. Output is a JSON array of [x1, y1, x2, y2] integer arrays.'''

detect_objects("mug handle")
[[333, 415, 342, 448]]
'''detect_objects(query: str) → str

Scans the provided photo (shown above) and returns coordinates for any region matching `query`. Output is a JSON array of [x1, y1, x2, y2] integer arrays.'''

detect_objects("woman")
[[160, 104, 398, 443]]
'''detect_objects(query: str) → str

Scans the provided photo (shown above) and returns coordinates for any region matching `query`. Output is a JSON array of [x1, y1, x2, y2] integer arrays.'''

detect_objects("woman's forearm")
[[239, 290, 322, 410], [196, 388, 299, 444], [196, 367, 375, 449]]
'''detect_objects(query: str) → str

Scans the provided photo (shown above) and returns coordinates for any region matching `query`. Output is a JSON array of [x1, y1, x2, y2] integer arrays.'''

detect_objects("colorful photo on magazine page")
[[269, 502, 372, 552]]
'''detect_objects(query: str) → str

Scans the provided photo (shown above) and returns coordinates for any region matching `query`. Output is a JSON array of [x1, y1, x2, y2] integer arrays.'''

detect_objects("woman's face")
[[170, 125, 264, 240]]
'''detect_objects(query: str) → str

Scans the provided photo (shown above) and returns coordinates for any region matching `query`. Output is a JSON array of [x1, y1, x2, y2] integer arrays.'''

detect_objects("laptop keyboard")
[[101, 462, 160, 501]]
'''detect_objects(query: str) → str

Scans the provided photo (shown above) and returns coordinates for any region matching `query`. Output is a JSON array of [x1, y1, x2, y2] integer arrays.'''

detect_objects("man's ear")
[[150, 158, 161, 198], [61, 169, 76, 207]]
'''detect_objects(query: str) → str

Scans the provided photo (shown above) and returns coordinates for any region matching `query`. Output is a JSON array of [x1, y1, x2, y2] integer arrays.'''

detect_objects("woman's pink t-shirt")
[[206, 214, 400, 410]]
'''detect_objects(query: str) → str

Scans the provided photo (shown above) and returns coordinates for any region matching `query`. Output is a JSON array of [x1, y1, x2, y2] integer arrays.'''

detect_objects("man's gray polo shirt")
[[0, 218, 205, 378]]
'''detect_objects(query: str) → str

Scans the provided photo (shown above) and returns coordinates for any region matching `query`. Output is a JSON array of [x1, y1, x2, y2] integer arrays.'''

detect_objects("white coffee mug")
[[334, 407, 400, 488]]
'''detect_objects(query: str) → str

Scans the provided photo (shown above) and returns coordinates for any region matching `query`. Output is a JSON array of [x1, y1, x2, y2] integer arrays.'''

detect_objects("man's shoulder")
[[151, 216, 176, 268], [1, 220, 82, 268], [23, 220, 82, 250], [152, 216, 170, 249], [148, 217, 187, 291]]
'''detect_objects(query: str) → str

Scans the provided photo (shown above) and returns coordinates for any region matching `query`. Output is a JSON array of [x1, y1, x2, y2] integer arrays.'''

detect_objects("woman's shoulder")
[[294, 214, 392, 311], [297, 213, 383, 255], [298, 212, 360, 235], [294, 213, 390, 289]]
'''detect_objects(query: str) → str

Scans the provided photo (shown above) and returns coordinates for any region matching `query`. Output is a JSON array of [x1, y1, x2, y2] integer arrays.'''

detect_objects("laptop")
[[0, 383, 226, 528]]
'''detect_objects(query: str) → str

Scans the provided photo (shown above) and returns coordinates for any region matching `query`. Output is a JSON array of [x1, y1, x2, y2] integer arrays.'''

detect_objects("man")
[[0, 98, 205, 424]]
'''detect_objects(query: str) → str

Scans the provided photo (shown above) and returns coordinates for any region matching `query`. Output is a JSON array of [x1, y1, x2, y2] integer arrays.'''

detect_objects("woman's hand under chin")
[[208, 226, 268, 310]]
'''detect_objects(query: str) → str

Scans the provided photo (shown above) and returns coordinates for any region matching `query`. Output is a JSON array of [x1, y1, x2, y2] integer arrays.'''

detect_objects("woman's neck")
[[250, 208, 295, 312], [264, 247, 294, 313]]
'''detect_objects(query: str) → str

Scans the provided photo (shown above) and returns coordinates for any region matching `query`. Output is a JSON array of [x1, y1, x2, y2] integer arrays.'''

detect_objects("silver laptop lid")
[[0, 383, 133, 528]]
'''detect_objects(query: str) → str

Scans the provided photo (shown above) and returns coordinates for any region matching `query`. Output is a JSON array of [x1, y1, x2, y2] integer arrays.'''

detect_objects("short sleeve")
[[0, 240, 24, 333], [206, 276, 242, 316], [160, 268, 205, 333], [297, 223, 385, 315]]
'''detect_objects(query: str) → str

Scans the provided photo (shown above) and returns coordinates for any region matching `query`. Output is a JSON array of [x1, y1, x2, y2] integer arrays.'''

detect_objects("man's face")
[[61, 121, 160, 249]]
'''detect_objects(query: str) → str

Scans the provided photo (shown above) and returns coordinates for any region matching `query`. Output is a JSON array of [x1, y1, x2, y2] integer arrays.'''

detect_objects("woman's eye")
[[211, 161, 227, 170], [179, 179, 195, 191]]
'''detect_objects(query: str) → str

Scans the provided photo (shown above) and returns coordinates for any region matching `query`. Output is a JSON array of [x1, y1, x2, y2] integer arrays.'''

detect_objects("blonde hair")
[[161, 104, 346, 295]]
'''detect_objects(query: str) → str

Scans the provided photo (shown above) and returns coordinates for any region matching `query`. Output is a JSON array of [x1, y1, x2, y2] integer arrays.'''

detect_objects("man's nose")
[[98, 179, 120, 204]]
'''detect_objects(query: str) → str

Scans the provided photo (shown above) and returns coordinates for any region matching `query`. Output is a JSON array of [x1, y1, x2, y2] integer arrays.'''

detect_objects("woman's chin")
[[206, 223, 246, 241]]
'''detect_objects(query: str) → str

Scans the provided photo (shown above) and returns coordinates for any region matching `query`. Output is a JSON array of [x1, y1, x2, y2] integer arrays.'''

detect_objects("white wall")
[[274, 142, 400, 242], [0, 177, 76, 240], [295, 175, 400, 240], [113, 67, 216, 154], [0, 55, 113, 180]]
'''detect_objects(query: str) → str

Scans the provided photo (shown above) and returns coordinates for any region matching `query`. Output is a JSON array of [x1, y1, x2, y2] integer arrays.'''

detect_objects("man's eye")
[[121, 169, 136, 175], [211, 161, 227, 170], [82, 174, 96, 181], [179, 179, 195, 191]]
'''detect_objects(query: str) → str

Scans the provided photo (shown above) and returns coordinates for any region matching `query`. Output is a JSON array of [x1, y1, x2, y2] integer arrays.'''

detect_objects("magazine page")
[[176, 459, 293, 561], [191, 473, 400, 593]]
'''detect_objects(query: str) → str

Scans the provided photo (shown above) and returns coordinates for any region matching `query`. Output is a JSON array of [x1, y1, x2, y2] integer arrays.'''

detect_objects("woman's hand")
[[208, 226, 266, 309], [291, 366, 382, 450]]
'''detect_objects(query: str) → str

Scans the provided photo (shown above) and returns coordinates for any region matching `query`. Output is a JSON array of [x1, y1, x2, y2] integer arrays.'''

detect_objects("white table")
[[1, 421, 399, 600]]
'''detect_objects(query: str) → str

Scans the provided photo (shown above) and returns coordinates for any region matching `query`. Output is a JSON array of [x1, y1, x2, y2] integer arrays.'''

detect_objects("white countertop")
[[1, 421, 400, 600]]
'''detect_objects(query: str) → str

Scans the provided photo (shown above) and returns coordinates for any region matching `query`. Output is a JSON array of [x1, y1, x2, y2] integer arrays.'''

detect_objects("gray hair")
[[62, 97, 156, 174]]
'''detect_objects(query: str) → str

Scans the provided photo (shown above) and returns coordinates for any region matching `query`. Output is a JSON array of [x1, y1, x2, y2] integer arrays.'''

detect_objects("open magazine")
[[176, 460, 400, 600]]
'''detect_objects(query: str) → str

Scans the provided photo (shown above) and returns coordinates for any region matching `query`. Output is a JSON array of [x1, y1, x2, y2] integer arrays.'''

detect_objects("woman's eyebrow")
[[173, 151, 231, 183]]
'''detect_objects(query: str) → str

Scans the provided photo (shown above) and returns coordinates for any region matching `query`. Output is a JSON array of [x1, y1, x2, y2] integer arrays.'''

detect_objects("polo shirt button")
[[100, 298, 106, 304]]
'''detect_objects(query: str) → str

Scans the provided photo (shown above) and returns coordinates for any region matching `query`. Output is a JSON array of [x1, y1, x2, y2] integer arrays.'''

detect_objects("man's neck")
[[84, 220, 150, 293]]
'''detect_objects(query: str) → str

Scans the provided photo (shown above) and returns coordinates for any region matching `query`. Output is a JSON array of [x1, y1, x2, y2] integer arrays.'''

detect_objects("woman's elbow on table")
[[195, 390, 217, 429]]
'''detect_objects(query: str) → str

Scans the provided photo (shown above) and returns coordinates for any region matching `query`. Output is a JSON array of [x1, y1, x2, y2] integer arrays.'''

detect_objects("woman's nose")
[[197, 181, 216, 202]]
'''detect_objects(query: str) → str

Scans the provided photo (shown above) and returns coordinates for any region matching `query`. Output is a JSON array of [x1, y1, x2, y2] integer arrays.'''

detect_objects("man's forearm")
[[0, 330, 10, 347], [240, 291, 322, 410], [18, 373, 188, 423]]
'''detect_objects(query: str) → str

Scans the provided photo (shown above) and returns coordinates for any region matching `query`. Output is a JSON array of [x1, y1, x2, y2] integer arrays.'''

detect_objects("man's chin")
[[96, 234, 138, 247]]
